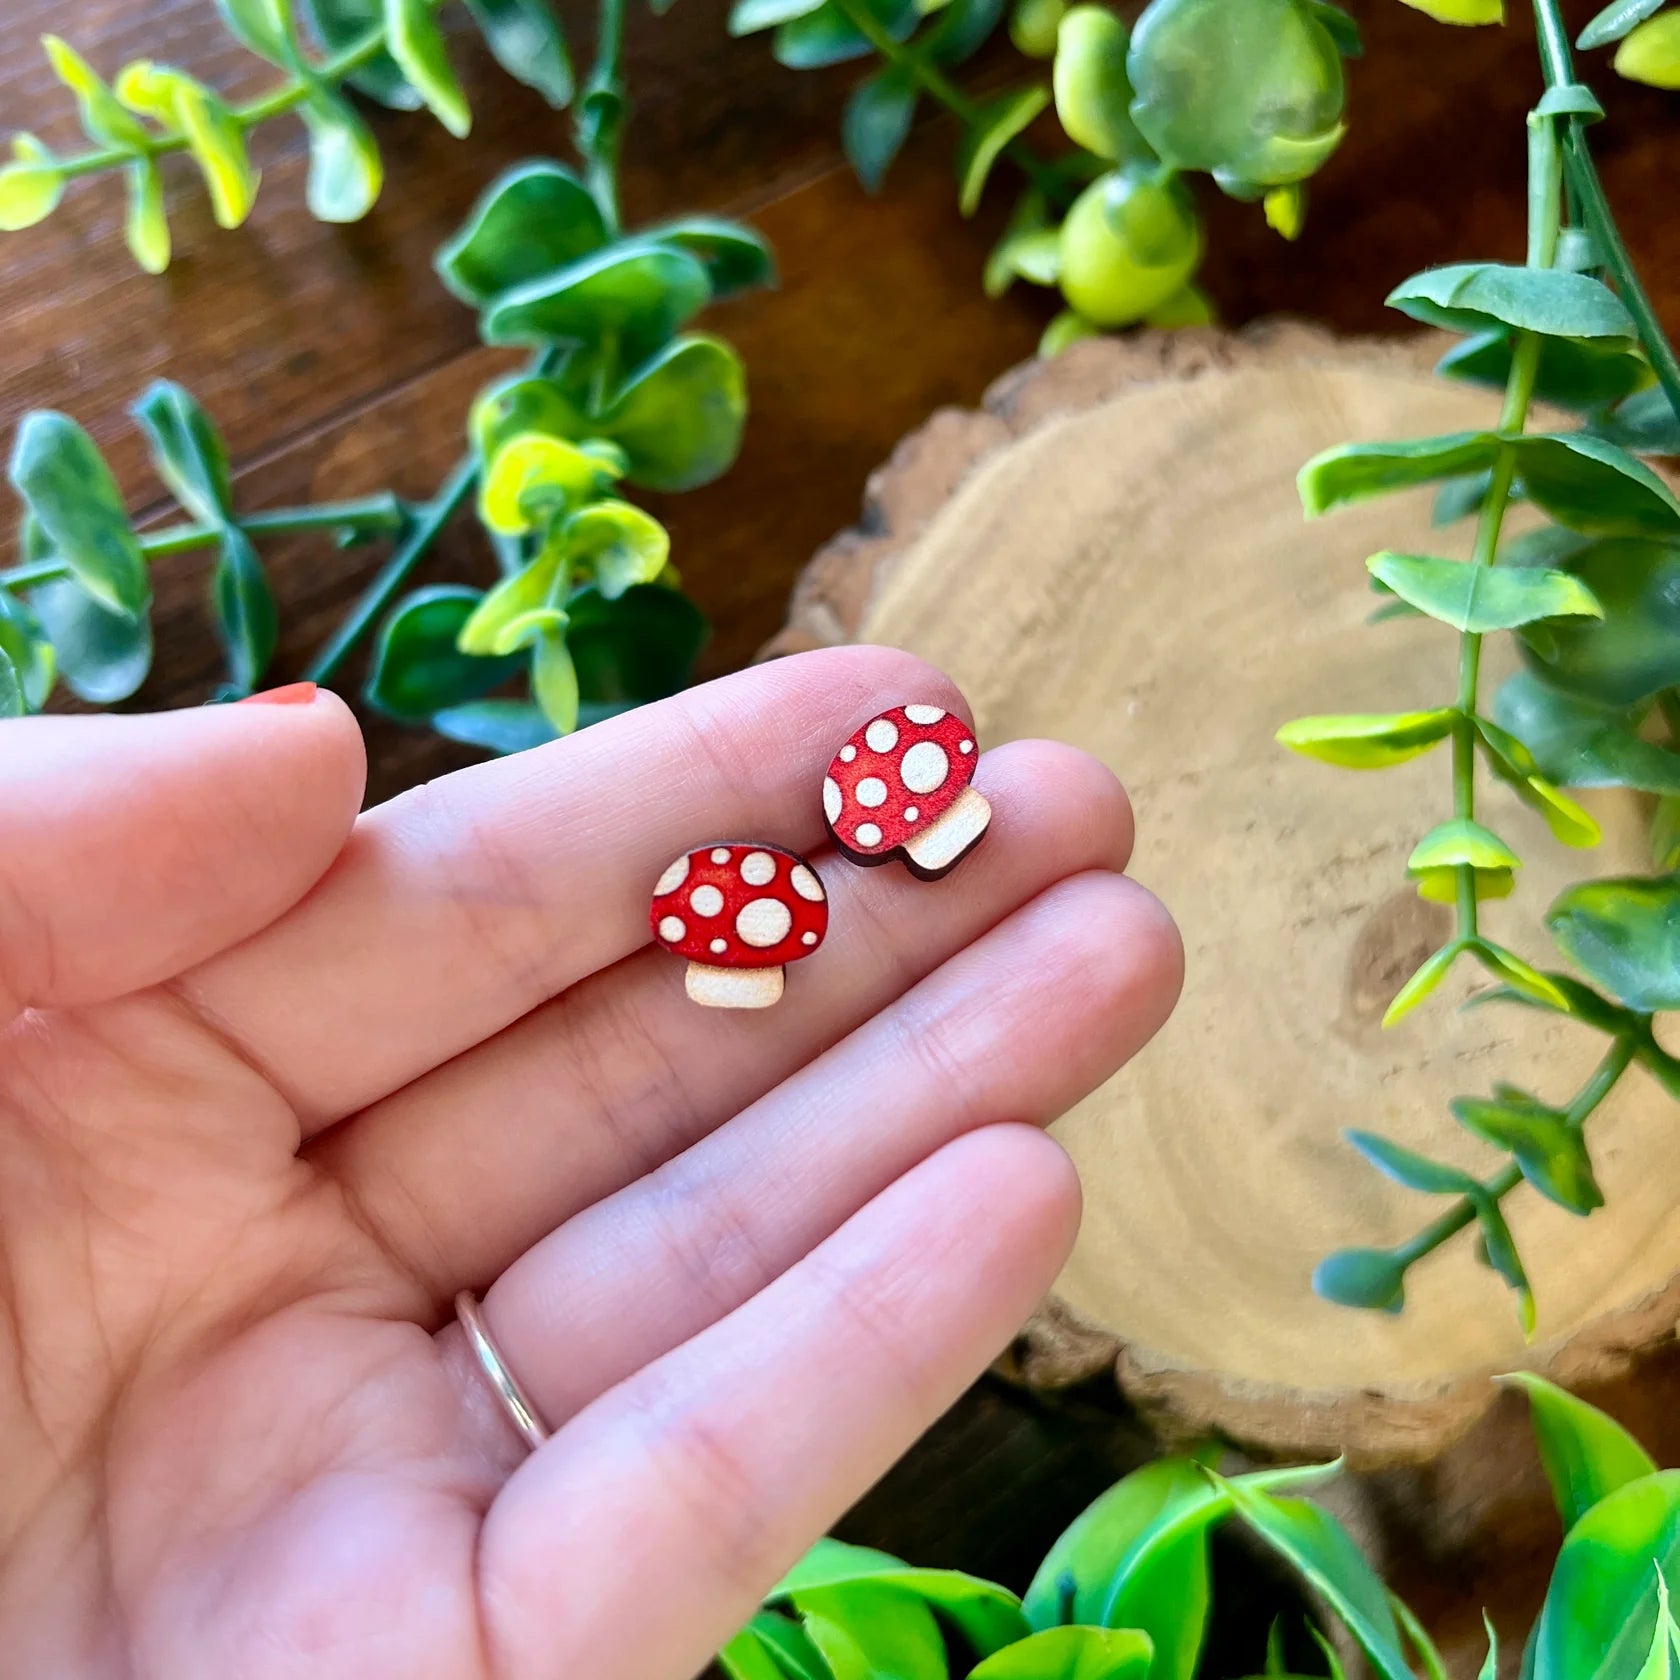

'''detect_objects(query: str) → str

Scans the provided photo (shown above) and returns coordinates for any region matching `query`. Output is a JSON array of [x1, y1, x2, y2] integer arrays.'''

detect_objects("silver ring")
[[455, 1290, 550, 1452]]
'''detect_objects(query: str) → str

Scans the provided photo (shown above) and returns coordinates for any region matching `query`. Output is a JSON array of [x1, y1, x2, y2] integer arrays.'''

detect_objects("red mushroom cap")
[[649, 843, 828, 969], [822, 704, 979, 860]]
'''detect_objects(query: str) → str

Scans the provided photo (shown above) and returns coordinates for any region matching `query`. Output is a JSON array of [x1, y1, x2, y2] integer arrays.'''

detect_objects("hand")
[[0, 648, 1180, 1680]]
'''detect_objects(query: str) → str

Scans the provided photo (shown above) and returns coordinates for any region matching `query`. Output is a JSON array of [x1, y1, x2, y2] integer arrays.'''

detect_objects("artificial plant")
[[728, 0, 1358, 354], [0, 0, 773, 745], [718, 1375, 1680, 1680], [1280, 0, 1680, 1324]]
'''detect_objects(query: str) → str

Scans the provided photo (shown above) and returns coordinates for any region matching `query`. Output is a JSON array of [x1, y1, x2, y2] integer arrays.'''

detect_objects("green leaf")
[[0, 135, 66, 231], [435, 163, 607, 308], [531, 625, 580, 734], [969, 1626, 1154, 1680], [116, 64, 259, 228], [843, 65, 918, 192], [1126, 0, 1347, 192], [1451, 1092, 1603, 1215], [383, 0, 471, 135], [1535, 80, 1606, 116], [1275, 708, 1457, 768], [1144, 283, 1214, 327], [28, 577, 152, 703], [1500, 1372, 1657, 1529], [1052, 6, 1143, 162], [746, 1610, 832, 1680], [1388, 263, 1637, 346], [1214, 1475, 1413, 1680], [1579, 0, 1667, 47], [211, 525, 277, 692], [482, 241, 711, 364], [1305, 0, 1362, 54], [1596, 387, 1680, 455], [462, 0, 573, 105], [1432, 469, 1496, 526], [1367, 551, 1601, 634], [0, 585, 56, 712], [925, 0, 1011, 65], [429, 698, 558, 756], [1438, 330, 1655, 412], [562, 500, 670, 598], [1515, 434, 1680, 539], [1492, 673, 1680, 795], [1382, 940, 1465, 1027], [301, 0, 423, 108], [958, 86, 1051, 215], [1012, 0, 1069, 58], [1470, 938, 1574, 1012], [0, 647, 21, 719], [1616, 12, 1680, 85], [1471, 1194, 1534, 1337], [9, 411, 148, 619], [730, 0, 828, 31], [1040, 309, 1101, 357], [218, 0, 297, 63], [300, 91, 384, 222], [717, 1627, 793, 1680], [1346, 1130, 1480, 1196], [567, 582, 708, 705], [1299, 433, 1502, 517], [131, 381, 233, 525], [1546, 873, 1680, 1012], [598, 335, 747, 492], [1475, 1615, 1499, 1680], [985, 190, 1057, 298], [769, 0, 917, 64], [42, 37, 152, 151], [365, 585, 520, 718], [773, 1538, 1029, 1658], [1314, 1247, 1406, 1313], [1654, 796, 1680, 871], [642, 217, 776, 298], [1532, 1471, 1680, 1680], [124, 157, 170, 274]]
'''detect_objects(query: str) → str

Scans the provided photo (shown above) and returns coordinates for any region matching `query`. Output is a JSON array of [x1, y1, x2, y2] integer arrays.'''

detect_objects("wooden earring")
[[650, 842, 828, 1008], [822, 704, 991, 881]]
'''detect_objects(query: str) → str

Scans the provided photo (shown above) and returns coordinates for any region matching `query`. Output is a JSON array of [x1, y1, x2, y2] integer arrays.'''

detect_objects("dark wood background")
[[3, 0, 1678, 1669]]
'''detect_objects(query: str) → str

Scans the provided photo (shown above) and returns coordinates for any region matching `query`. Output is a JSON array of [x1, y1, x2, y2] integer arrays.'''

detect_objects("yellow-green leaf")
[[561, 500, 670, 599], [301, 92, 384, 222], [1397, 0, 1502, 21], [1382, 941, 1465, 1027], [42, 36, 152, 151], [480, 433, 625, 534], [532, 627, 580, 733], [1408, 817, 1520, 904], [957, 86, 1050, 216], [0, 134, 65, 231], [124, 157, 170, 273], [1039, 308, 1101, 357], [1264, 183, 1305, 240], [1615, 11, 1680, 85], [116, 63, 259, 228], [383, 0, 472, 136], [1276, 708, 1457, 768], [458, 544, 567, 656], [1470, 940, 1572, 1012]]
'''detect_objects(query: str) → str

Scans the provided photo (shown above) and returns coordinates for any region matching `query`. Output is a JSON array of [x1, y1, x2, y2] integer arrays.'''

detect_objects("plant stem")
[[1530, 0, 1680, 426], [0, 496, 408, 590], [303, 457, 479, 685], [827, 0, 1067, 205], [56, 27, 390, 182], [1392, 1037, 1636, 1272]]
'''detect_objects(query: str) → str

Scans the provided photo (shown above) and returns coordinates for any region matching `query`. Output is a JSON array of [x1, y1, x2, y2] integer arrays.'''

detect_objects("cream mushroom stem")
[[685, 961, 786, 1010], [902, 784, 992, 879]]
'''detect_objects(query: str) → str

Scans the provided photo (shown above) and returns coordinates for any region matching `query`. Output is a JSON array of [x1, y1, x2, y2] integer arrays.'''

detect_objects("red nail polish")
[[237, 682, 318, 707]]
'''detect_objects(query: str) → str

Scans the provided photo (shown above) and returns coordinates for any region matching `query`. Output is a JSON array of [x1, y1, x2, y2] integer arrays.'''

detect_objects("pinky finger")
[[476, 1125, 1082, 1680]]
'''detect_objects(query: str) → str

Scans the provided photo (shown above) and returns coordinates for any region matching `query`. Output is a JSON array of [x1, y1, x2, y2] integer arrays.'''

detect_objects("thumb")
[[0, 686, 365, 1024]]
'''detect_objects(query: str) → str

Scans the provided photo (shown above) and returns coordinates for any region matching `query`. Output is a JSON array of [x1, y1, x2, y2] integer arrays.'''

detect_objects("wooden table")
[[3, 0, 1678, 1662]]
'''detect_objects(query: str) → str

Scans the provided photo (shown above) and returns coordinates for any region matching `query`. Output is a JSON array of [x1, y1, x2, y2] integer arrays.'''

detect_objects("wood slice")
[[766, 323, 1680, 1467]]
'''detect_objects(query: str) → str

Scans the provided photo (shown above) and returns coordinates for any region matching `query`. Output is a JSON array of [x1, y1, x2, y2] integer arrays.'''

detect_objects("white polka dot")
[[691, 885, 724, 917], [823, 776, 842, 824], [658, 916, 686, 942], [801, 931, 818, 946], [710, 937, 727, 955], [960, 739, 974, 754], [790, 865, 824, 902], [901, 741, 950, 794], [904, 704, 946, 725], [856, 776, 888, 808], [839, 744, 857, 763], [654, 855, 690, 895], [855, 822, 883, 848], [904, 806, 919, 822], [736, 897, 793, 948], [740, 850, 777, 886], [865, 718, 899, 753], [711, 847, 731, 864]]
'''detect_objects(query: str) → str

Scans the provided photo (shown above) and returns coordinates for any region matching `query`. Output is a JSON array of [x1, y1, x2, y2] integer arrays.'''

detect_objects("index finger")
[[177, 646, 969, 1129]]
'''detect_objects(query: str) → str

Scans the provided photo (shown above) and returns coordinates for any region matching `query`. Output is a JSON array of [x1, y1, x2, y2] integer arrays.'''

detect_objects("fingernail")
[[237, 682, 318, 707]]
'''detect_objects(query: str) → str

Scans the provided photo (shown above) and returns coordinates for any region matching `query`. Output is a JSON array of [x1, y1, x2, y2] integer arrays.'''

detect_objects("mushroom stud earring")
[[823, 704, 991, 881], [650, 843, 829, 1008]]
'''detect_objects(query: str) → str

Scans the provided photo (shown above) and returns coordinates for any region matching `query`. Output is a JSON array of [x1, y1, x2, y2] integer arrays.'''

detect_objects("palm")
[[0, 650, 1178, 1680]]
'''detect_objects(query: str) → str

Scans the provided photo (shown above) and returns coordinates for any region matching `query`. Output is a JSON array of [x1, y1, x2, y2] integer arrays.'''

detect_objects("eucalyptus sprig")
[[1, 0, 772, 747], [1282, 0, 1680, 1326], [0, 0, 575, 271], [729, 0, 1356, 356]]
